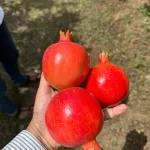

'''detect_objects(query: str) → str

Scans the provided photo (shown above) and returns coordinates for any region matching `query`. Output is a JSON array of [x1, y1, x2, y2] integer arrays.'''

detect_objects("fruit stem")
[[59, 30, 71, 41], [99, 52, 109, 64], [81, 139, 102, 150]]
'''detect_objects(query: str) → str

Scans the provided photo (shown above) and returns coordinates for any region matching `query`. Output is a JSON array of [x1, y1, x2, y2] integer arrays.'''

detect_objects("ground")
[[0, 0, 150, 149]]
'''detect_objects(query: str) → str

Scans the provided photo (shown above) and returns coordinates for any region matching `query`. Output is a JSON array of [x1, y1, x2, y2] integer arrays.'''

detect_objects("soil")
[[0, 0, 150, 149]]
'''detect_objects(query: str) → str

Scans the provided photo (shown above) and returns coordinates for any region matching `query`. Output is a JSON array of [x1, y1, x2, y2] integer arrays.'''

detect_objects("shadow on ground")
[[122, 130, 147, 150]]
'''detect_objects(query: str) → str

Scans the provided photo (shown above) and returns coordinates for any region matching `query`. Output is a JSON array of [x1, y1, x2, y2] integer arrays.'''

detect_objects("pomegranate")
[[42, 30, 90, 90], [45, 87, 104, 150], [86, 52, 129, 107]]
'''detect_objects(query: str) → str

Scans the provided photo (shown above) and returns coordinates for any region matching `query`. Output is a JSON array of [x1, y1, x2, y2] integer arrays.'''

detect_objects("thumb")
[[34, 73, 55, 114], [103, 104, 127, 120], [37, 73, 54, 96]]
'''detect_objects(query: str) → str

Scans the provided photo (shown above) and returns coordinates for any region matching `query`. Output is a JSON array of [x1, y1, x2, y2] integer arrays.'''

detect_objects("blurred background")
[[0, 0, 150, 149]]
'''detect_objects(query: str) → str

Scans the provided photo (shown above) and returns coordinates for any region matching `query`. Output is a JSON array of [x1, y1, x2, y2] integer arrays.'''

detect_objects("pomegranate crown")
[[99, 51, 109, 64], [59, 30, 72, 41]]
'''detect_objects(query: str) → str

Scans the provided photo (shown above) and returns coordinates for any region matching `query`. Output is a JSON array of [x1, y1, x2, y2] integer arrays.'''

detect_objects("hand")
[[27, 73, 127, 149], [27, 73, 59, 150]]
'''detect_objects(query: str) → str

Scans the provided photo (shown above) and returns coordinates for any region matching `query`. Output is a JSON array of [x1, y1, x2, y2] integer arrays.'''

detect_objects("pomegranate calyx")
[[99, 51, 109, 64], [59, 30, 72, 42], [81, 139, 102, 150]]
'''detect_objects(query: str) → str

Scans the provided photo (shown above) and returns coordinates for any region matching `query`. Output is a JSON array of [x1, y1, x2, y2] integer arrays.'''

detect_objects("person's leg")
[[0, 20, 40, 85], [0, 20, 26, 84], [0, 78, 17, 115], [0, 20, 36, 118], [0, 78, 33, 119]]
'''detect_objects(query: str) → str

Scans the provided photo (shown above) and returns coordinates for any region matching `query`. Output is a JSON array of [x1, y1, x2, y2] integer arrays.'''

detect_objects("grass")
[[1, 0, 150, 149], [140, 4, 150, 17]]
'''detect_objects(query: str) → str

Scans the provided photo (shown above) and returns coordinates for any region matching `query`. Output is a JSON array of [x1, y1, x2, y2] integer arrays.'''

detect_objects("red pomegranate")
[[45, 87, 104, 150], [86, 52, 129, 107], [42, 30, 90, 90]]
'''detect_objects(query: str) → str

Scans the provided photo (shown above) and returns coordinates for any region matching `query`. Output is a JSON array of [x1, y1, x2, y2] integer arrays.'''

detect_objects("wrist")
[[3, 130, 46, 150], [27, 121, 58, 150], [27, 123, 44, 146]]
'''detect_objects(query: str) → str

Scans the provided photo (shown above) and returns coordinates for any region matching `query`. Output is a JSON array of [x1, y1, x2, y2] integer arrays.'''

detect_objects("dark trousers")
[[0, 20, 26, 114]]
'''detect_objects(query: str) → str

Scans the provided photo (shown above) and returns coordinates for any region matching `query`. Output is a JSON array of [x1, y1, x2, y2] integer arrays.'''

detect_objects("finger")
[[103, 104, 127, 120], [34, 73, 55, 113], [38, 73, 53, 95], [35, 73, 54, 105]]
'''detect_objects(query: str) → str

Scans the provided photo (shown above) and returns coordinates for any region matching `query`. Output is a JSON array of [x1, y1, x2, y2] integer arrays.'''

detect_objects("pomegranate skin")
[[45, 87, 104, 147], [42, 31, 90, 90], [86, 52, 129, 107]]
